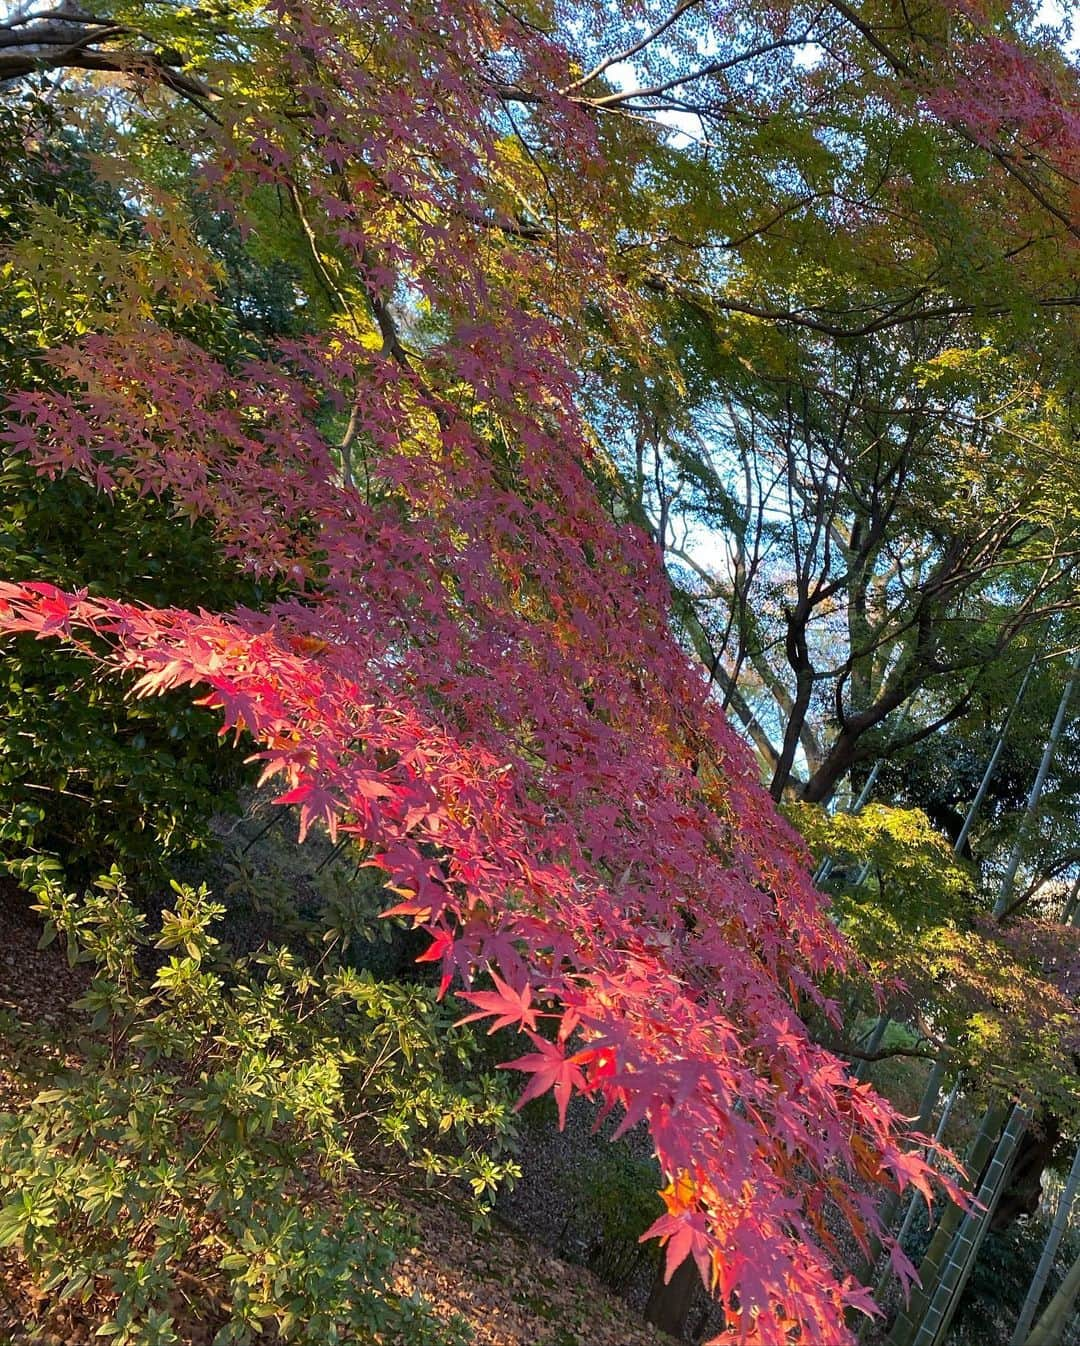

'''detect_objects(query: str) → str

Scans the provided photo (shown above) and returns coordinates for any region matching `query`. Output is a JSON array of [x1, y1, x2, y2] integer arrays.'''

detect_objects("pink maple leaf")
[[639, 1208, 714, 1291]]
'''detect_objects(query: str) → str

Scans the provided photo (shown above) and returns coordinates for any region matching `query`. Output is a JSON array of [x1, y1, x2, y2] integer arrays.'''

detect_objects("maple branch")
[[823, 0, 913, 76], [583, 26, 824, 109], [286, 181, 358, 325], [488, 0, 553, 36], [4, 6, 112, 23], [648, 273, 1080, 340], [827, 1010, 947, 1063], [668, 586, 782, 769], [719, 195, 818, 251], [979, 142, 1080, 242]]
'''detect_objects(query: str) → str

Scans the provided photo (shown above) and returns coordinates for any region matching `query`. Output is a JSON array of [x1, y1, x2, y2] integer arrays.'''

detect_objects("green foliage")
[[786, 802, 975, 1009], [790, 802, 975, 942], [790, 802, 1080, 1116], [0, 462, 265, 878], [574, 1146, 663, 1289], [0, 859, 518, 1344], [212, 812, 433, 976]]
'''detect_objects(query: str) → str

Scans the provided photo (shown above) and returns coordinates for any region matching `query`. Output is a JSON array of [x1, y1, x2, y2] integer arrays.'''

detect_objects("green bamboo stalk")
[[853, 1011, 891, 1083], [887, 1105, 1006, 1346], [915, 1105, 1028, 1346], [954, 649, 1040, 855], [1023, 1248, 1080, 1346], [1010, 1140, 1080, 1346], [866, 1066, 957, 1305]]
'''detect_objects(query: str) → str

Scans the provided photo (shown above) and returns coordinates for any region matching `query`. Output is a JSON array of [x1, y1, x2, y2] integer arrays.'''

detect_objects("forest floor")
[[0, 882, 670, 1346]]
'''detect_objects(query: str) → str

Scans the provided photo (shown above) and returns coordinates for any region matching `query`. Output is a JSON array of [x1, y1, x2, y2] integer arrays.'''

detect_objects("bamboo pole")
[[912, 1105, 1029, 1346], [887, 1105, 1007, 1346], [854, 1062, 951, 1314], [1023, 1248, 1080, 1346], [897, 650, 1080, 1345], [993, 650, 1080, 918], [954, 650, 1040, 855], [1009, 1140, 1080, 1346]]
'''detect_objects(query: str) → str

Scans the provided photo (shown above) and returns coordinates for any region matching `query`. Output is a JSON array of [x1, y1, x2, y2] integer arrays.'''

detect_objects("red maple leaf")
[[274, 780, 341, 842], [501, 1032, 591, 1128], [455, 971, 540, 1035], [415, 925, 456, 997], [639, 1208, 714, 1291]]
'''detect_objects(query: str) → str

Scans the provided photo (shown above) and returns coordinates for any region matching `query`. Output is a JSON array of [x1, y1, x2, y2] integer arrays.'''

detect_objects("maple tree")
[[0, 0, 1076, 1342], [569, 0, 1080, 808]]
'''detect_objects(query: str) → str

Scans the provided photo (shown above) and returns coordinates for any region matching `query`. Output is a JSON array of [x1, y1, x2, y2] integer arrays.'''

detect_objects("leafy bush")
[[210, 811, 433, 977], [0, 857, 519, 1344], [575, 1146, 663, 1289]]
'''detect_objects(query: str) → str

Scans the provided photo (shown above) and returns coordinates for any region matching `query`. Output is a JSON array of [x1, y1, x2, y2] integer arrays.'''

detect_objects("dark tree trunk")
[[992, 1113, 1060, 1232], [645, 1256, 701, 1339]]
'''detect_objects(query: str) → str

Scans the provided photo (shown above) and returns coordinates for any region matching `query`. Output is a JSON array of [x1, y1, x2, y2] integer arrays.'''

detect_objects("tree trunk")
[[769, 620, 815, 801], [994, 1114, 1060, 1231], [1062, 871, 1080, 924], [645, 1255, 702, 1339], [800, 728, 861, 803]]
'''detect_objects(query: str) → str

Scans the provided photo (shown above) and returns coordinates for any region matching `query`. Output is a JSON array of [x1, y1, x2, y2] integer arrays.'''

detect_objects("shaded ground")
[[393, 1202, 668, 1346]]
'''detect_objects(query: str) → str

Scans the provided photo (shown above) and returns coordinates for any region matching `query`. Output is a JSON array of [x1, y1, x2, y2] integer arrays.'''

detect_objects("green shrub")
[[576, 1145, 663, 1288], [0, 462, 273, 883], [0, 858, 519, 1344]]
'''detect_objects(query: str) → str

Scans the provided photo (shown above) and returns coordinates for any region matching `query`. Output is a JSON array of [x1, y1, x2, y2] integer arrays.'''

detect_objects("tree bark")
[[645, 1255, 701, 1339]]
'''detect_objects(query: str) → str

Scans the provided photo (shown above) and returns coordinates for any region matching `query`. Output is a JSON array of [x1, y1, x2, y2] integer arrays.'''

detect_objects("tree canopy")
[[0, 0, 1078, 1343]]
